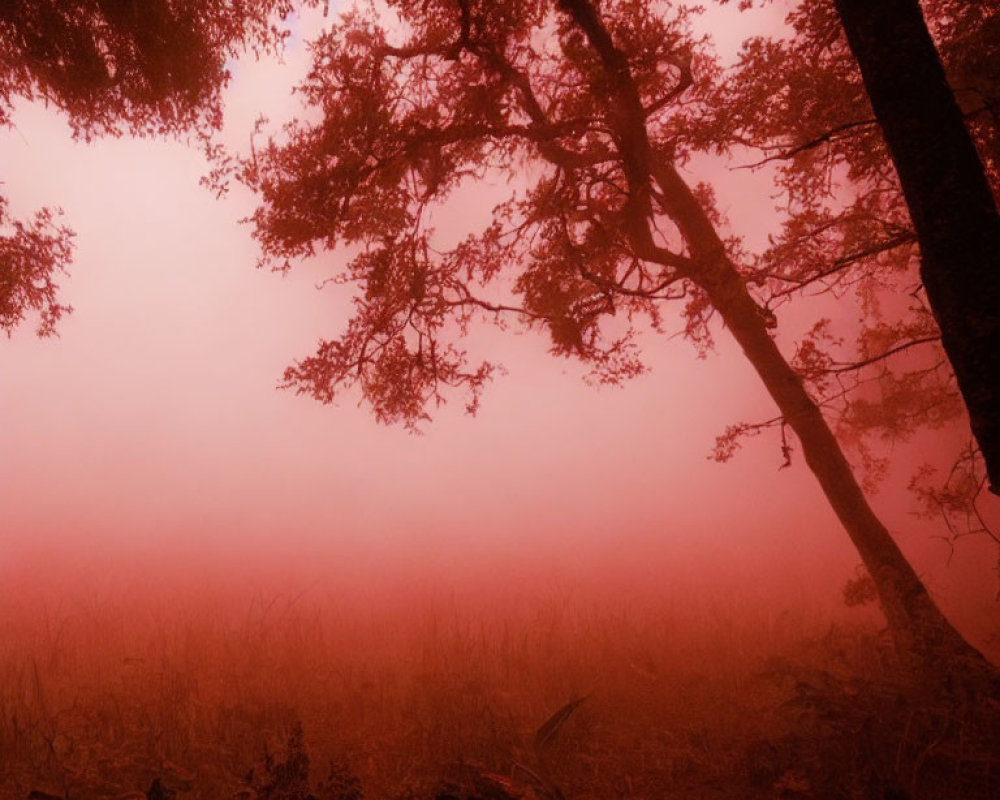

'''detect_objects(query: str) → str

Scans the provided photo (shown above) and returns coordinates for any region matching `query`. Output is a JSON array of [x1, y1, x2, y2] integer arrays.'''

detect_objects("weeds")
[[0, 589, 996, 799]]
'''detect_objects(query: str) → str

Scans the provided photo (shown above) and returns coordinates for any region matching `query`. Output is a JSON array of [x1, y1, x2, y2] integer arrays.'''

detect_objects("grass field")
[[1, 576, 997, 800]]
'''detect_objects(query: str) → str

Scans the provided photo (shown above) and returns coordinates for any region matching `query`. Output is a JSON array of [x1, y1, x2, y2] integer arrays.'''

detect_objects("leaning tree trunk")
[[653, 161, 996, 679], [558, 0, 997, 681], [834, 0, 1000, 495]]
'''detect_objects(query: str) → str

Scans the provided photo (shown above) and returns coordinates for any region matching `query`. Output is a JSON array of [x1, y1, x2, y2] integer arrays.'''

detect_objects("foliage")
[[756, 629, 1000, 800], [231, 0, 1000, 469], [715, 0, 1000, 521], [246, 722, 364, 800], [0, 0, 307, 337], [0, 197, 73, 337], [230, 0, 720, 427], [0, 0, 298, 139], [247, 723, 316, 800]]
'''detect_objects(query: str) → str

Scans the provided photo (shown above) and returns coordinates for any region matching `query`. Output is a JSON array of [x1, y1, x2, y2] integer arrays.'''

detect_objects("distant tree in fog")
[[0, 0, 303, 336], [226, 0, 998, 689]]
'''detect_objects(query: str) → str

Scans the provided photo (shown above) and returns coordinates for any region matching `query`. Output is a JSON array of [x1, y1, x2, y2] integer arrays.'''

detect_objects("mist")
[[2, 2, 1000, 799]]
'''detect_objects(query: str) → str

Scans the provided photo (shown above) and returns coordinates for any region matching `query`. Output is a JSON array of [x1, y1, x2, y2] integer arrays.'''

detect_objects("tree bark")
[[833, 0, 1000, 495], [652, 161, 995, 677], [559, 0, 996, 678]]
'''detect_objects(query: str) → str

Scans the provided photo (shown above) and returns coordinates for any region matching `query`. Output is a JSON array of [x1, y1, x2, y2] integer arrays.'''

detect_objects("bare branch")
[[827, 335, 940, 374], [735, 118, 879, 170]]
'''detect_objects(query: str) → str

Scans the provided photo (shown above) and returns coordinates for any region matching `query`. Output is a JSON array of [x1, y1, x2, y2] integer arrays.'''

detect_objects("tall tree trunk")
[[559, 0, 996, 680], [833, 0, 1000, 495], [653, 161, 995, 678]]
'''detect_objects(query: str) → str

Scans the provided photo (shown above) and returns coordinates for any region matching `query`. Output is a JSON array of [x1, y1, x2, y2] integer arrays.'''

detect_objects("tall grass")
[[0, 580, 995, 799]]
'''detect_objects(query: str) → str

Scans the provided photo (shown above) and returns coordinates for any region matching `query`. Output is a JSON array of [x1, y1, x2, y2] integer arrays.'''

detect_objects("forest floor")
[[1, 588, 998, 800]]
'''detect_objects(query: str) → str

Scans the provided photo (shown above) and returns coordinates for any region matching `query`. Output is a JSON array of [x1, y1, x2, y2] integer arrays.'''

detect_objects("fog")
[[2, 3, 999, 798]]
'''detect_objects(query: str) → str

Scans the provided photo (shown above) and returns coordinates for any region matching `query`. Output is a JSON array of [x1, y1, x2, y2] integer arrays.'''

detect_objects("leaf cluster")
[[236, 0, 721, 426], [0, 196, 73, 337], [0, 0, 302, 140], [1, 0, 312, 338]]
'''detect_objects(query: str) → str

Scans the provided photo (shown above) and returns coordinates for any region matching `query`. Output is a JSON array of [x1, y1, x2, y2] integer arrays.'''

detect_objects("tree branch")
[[763, 230, 917, 299], [827, 335, 940, 374], [735, 118, 879, 170]]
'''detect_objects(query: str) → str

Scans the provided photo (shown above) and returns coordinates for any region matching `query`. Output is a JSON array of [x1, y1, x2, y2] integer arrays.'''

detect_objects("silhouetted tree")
[[831, 0, 1000, 496], [0, 196, 73, 336], [230, 0, 996, 683], [714, 0, 1000, 559], [0, 0, 301, 336]]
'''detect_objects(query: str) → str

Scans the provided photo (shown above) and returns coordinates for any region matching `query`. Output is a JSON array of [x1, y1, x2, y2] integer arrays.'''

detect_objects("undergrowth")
[[0, 591, 996, 799]]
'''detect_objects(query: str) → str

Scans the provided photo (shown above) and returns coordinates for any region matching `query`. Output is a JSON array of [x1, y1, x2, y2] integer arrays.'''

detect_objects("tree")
[[713, 0, 1000, 560], [0, 0, 300, 336], [829, 0, 1000, 496], [229, 0, 996, 681]]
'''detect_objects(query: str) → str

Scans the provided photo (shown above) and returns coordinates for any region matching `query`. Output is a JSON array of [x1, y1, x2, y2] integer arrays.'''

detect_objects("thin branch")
[[763, 230, 917, 299], [826, 335, 940, 374], [734, 118, 879, 170]]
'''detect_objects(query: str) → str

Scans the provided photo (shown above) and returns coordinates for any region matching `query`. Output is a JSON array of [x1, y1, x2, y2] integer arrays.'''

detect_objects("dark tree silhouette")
[[0, 0, 301, 336], [714, 0, 1000, 552], [232, 0, 996, 683], [0, 197, 73, 336], [832, 0, 1000, 496]]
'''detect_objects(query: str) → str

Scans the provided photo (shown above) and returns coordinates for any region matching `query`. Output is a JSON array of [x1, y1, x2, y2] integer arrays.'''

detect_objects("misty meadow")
[[2, 0, 1000, 798]]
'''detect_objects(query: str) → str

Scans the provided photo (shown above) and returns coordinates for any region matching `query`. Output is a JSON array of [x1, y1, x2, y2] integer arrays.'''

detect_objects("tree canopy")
[[0, 0, 301, 336], [228, 0, 998, 682], [4, 0, 995, 681], [239, 0, 717, 422]]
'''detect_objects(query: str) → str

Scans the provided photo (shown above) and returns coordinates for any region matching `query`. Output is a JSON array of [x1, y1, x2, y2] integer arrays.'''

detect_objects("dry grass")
[[0, 585, 997, 800]]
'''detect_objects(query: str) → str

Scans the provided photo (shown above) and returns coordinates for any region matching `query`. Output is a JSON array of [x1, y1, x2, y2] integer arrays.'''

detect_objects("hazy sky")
[[1, 3, 997, 640]]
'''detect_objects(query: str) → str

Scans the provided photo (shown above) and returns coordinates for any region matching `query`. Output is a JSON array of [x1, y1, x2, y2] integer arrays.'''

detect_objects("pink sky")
[[1, 3, 997, 643]]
